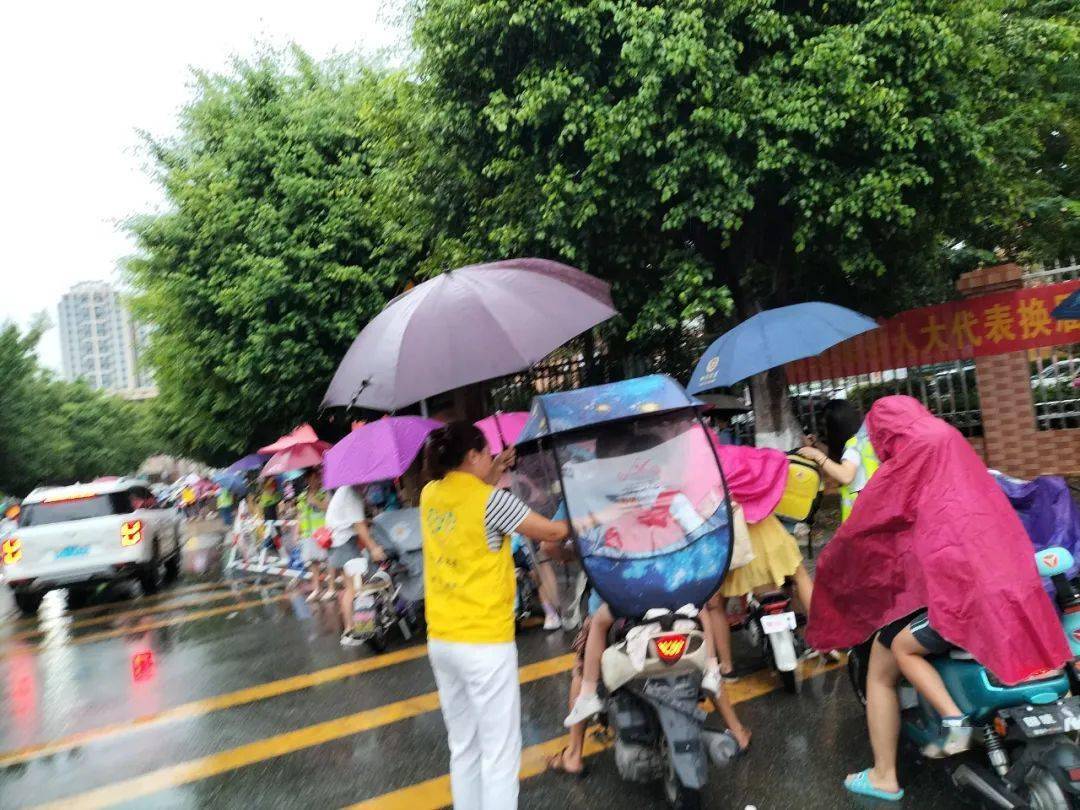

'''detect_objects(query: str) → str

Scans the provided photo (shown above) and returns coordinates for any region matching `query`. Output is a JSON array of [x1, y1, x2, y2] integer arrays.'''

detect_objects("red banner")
[[787, 281, 1080, 384]]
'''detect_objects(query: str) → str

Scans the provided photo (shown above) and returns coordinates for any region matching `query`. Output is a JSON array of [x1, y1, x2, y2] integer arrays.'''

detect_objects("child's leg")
[[706, 595, 734, 674], [791, 563, 814, 614], [891, 628, 963, 719], [698, 609, 722, 694], [580, 604, 613, 689], [535, 561, 562, 615], [564, 604, 612, 727]]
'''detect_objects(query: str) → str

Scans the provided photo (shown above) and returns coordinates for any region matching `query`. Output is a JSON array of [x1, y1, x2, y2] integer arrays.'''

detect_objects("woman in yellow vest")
[[798, 400, 880, 522], [421, 422, 568, 810]]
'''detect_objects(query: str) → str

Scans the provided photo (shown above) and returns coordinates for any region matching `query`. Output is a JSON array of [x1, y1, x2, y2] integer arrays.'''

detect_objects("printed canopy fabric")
[[515, 403, 732, 618], [517, 375, 699, 443]]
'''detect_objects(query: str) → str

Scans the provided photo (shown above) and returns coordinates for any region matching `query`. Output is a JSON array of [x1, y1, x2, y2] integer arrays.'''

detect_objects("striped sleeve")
[[484, 489, 531, 551]]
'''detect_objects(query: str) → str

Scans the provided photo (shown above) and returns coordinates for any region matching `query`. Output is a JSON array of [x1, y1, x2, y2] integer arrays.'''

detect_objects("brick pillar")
[[958, 263, 1080, 477]]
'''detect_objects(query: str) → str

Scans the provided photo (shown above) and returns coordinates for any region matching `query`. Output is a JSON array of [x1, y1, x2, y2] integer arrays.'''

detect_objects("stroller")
[[514, 374, 734, 808], [345, 507, 425, 653]]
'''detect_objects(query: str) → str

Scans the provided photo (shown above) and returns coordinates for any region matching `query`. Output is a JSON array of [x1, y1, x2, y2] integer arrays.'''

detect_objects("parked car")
[[1031, 359, 1080, 390], [2, 478, 183, 615]]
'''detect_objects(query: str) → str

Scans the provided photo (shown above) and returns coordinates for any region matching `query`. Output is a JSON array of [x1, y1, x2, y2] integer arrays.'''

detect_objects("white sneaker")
[[564, 691, 603, 727], [543, 614, 563, 631], [701, 668, 722, 697], [942, 718, 973, 756], [340, 632, 364, 647]]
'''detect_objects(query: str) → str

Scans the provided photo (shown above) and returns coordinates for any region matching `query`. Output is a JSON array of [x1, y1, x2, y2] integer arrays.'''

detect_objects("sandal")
[[844, 769, 904, 802], [546, 747, 587, 778]]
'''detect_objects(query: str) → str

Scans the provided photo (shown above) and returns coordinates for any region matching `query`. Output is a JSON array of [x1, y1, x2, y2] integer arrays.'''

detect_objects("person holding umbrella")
[[421, 422, 569, 810]]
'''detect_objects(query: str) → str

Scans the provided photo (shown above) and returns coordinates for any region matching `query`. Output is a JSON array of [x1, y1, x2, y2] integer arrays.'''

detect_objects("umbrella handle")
[[494, 411, 507, 451]]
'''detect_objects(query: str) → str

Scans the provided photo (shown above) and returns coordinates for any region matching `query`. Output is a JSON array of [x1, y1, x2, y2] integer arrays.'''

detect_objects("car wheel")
[[14, 591, 45, 616], [138, 544, 163, 595]]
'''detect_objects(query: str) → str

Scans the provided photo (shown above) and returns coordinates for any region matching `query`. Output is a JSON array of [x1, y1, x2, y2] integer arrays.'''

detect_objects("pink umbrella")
[[475, 412, 529, 454], [258, 424, 322, 455], [260, 442, 330, 477]]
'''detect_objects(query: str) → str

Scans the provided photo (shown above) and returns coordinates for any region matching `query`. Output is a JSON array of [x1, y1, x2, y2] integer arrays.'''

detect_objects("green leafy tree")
[[0, 321, 158, 495], [126, 50, 423, 462], [411, 0, 1078, 444]]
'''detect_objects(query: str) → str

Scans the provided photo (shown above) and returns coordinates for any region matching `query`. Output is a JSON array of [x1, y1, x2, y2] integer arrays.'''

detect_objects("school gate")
[[786, 261, 1080, 478]]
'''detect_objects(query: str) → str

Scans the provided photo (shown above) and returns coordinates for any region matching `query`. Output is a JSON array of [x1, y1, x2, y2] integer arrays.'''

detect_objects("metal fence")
[[1024, 259, 1080, 431], [788, 360, 982, 441]]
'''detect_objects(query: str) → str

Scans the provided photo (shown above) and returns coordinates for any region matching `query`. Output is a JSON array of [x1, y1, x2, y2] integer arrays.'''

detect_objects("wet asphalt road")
[[0, 537, 958, 809]]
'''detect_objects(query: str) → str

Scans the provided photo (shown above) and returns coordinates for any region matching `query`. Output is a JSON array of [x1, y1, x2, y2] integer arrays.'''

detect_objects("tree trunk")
[[748, 366, 804, 450], [691, 204, 802, 449]]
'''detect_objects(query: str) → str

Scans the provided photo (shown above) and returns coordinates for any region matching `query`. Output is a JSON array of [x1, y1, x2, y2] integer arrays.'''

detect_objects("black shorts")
[[877, 609, 952, 655]]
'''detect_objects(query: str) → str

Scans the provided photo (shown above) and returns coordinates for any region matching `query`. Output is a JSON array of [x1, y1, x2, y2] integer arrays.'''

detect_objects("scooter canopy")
[[514, 376, 732, 618]]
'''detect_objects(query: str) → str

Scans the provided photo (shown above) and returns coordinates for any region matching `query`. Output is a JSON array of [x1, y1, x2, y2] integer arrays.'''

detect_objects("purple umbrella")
[[226, 453, 269, 473], [322, 258, 616, 410], [323, 417, 444, 489]]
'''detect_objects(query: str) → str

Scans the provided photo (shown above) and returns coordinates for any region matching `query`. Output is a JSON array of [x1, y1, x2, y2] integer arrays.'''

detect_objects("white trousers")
[[428, 639, 521, 810]]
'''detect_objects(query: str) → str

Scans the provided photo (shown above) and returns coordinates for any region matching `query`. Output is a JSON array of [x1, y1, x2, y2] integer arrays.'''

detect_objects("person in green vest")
[[296, 468, 331, 602], [798, 399, 880, 522], [216, 486, 236, 529]]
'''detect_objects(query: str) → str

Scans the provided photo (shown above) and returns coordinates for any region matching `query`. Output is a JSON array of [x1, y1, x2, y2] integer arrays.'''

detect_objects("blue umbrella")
[[687, 302, 879, 394], [1052, 289, 1080, 320], [225, 453, 269, 474], [212, 471, 248, 495]]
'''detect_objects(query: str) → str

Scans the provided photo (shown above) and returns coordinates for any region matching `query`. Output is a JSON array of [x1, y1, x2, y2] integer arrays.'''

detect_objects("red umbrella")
[[260, 443, 331, 477], [258, 424, 322, 455]]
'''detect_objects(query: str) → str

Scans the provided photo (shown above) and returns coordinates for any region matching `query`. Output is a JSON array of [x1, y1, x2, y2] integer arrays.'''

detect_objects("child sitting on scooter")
[[562, 427, 725, 726]]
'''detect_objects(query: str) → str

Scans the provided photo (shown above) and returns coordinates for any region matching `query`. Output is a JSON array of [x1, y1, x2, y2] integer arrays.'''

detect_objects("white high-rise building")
[[57, 281, 154, 395]]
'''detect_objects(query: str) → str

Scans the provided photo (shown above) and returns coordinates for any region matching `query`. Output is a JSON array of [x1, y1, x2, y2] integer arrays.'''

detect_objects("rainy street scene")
[[2, 2, 1080, 809]]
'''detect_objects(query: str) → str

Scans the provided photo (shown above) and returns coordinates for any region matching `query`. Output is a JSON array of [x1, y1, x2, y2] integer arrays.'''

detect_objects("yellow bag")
[[773, 454, 822, 522]]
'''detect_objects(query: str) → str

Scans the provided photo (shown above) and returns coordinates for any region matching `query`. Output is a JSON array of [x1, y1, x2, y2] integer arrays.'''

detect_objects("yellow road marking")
[[32, 654, 576, 810], [1, 582, 285, 644], [2, 592, 291, 660], [344, 660, 843, 810], [0, 643, 431, 769], [6, 581, 236, 628]]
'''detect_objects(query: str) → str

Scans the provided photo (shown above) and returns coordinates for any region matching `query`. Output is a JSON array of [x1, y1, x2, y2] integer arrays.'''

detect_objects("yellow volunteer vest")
[[840, 434, 881, 522], [296, 490, 327, 536], [422, 471, 516, 644]]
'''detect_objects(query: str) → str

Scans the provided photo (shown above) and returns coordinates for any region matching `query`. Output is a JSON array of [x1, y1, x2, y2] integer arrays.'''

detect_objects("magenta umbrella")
[[323, 417, 444, 489], [322, 259, 616, 411], [475, 412, 529, 454], [260, 443, 330, 477]]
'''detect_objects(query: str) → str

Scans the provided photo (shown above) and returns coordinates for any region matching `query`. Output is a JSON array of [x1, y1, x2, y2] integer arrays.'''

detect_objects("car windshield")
[[19, 492, 133, 527]]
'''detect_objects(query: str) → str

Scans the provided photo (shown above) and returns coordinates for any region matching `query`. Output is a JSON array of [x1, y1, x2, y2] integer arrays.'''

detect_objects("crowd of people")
[[195, 393, 1071, 809]]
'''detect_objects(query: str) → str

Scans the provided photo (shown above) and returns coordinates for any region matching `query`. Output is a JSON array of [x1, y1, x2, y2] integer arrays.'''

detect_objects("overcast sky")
[[1, 1, 402, 369]]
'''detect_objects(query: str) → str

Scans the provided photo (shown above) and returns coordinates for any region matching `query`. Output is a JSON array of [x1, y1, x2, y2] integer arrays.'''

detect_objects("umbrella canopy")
[[323, 417, 443, 489], [260, 443, 330, 478], [1052, 288, 1080, 320], [212, 471, 248, 495], [687, 302, 878, 394], [225, 453, 269, 474], [258, 424, 322, 455], [322, 258, 617, 411], [475, 412, 530, 454]]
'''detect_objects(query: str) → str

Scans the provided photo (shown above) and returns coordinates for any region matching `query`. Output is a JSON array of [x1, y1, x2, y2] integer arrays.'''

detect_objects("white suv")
[[2, 478, 183, 615]]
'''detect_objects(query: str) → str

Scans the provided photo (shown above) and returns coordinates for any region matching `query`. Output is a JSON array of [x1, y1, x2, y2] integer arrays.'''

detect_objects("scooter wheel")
[[780, 669, 799, 694], [663, 743, 702, 810], [366, 632, 388, 654]]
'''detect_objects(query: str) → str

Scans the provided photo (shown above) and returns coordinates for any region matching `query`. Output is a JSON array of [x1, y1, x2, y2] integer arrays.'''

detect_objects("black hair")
[[824, 399, 863, 463], [424, 421, 488, 480]]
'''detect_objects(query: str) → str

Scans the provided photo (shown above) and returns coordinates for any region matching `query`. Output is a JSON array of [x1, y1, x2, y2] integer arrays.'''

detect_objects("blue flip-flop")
[[844, 769, 904, 801]]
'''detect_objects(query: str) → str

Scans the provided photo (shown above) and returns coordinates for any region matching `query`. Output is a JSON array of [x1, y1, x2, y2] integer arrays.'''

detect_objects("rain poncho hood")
[[807, 396, 1071, 684]]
